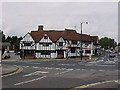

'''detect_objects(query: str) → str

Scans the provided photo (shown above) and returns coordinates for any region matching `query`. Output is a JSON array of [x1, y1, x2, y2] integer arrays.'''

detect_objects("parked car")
[[109, 53, 116, 58], [16, 52, 20, 55], [2, 50, 11, 59]]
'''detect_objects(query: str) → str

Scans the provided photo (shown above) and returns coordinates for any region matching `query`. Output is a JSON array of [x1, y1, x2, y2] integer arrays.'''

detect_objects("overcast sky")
[[1, 2, 118, 42]]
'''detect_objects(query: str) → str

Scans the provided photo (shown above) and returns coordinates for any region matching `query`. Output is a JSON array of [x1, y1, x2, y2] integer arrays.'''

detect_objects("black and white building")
[[20, 25, 100, 59]]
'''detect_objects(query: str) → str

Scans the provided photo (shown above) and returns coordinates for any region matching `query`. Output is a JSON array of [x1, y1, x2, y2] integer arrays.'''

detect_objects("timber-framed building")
[[20, 25, 100, 59]]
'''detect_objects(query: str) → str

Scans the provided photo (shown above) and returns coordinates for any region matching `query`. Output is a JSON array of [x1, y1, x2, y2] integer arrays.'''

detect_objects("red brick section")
[[30, 28, 99, 43]]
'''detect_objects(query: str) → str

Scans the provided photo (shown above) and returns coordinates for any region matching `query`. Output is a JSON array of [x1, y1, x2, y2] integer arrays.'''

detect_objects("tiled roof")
[[30, 29, 98, 43], [90, 36, 99, 44]]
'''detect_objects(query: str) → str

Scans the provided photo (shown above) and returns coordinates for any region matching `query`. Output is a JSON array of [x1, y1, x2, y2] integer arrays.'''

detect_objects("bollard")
[[89, 55, 92, 60]]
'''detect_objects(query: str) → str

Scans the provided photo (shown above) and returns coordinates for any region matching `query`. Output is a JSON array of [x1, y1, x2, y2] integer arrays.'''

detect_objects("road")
[[2, 52, 119, 89]]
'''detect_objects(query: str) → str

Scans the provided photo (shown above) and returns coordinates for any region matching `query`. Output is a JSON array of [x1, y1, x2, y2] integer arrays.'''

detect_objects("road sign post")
[[66, 47, 68, 60]]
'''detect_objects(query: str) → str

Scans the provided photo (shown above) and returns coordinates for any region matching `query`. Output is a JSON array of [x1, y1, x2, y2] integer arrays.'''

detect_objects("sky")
[[1, 2, 118, 43]]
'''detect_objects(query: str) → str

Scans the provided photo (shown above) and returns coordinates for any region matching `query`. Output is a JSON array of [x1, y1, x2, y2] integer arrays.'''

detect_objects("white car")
[[2, 50, 10, 59]]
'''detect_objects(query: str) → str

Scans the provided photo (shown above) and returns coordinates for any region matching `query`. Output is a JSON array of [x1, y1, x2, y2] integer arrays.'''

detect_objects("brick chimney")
[[38, 25, 43, 31]]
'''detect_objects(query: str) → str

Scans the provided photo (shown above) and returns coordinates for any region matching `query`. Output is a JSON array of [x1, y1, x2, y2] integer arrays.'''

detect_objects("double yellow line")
[[71, 80, 118, 90], [1, 66, 23, 78]]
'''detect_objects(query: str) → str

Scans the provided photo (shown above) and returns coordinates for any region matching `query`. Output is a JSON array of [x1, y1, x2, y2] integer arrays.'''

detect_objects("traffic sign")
[[66, 47, 68, 50], [13, 45, 15, 50], [85, 46, 87, 50]]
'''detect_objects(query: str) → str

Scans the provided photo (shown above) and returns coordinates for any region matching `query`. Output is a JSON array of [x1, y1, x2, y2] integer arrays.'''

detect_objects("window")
[[24, 42, 31, 46], [59, 42, 63, 46], [44, 36, 48, 39], [43, 43, 49, 47], [41, 51, 50, 55], [71, 48, 75, 53], [72, 40, 77, 44], [85, 50, 91, 54]]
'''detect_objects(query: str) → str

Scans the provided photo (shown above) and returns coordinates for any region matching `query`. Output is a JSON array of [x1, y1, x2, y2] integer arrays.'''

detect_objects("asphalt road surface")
[[2, 52, 119, 89]]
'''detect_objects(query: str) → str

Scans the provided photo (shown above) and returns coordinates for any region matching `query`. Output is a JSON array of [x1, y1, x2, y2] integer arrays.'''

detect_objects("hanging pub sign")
[[66, 47, 68, 50], [85, 46, 87, 50]]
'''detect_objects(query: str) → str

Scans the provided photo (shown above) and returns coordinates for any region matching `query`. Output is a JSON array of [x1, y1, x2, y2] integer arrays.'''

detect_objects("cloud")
[[2, 2, 118, 42]]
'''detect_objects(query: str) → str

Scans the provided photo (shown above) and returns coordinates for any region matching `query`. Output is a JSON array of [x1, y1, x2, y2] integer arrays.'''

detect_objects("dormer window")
[[24, 42, 32, 46], [44, 36, 48, 39], [59, 42, 63, 46], [43, 43, 49, 47]]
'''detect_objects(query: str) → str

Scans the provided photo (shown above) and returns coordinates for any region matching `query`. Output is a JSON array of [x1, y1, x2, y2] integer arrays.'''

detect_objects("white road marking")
[[33, 63, 41, 64], [105, 61, 115, 64], [58, 64, 75, 66], [96, 60, 104, 63], [66, 69, 74, 71], [23, 71, 48, 77], [95, 58, 98, 60], [114, 80, 120, 84], [22, 66, 29, 68], [60, 68, 66, 70], [47, 67, 54, 69], [101, 57, 104, 59], [55, 69, 73, 75], [88, 61, 97, 64], [14, 76, 47, 86], [33, 66, 39, 68], [55, 68, 61, 70], [43, 67, 49, 69], [98, 65, 115, 66], [99, 70, 105, 71]]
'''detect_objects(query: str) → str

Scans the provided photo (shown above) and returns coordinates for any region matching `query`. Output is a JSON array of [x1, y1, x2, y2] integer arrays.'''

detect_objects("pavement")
[[0, 64, 23, 77], [3, 56, 97, 62]]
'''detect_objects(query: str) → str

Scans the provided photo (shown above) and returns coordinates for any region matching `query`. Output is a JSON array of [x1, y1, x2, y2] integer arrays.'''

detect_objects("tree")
[[100, 37, 117, 50], [2, 34, 5, 42], [118, 43, 120, 46], [5, 36, 23, 52]]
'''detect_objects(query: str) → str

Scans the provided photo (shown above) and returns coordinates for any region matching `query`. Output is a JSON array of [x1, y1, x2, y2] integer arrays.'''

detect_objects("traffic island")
[[0, 64, 23, 77]]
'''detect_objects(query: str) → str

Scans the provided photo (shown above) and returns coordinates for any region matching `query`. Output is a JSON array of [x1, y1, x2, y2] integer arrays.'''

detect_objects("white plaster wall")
[[56, 37, 66, 50], [51, 53, 56, 58], [21, 33, 34, 42], [39, 34, 52, 43], [36, 53, 40, 58], [36, 43, 55, 50], [20, 33, 35, 50]]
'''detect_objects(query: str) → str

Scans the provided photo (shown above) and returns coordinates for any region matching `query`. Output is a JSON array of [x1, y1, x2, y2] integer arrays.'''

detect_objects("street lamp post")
[[80, 22, 88, 60]]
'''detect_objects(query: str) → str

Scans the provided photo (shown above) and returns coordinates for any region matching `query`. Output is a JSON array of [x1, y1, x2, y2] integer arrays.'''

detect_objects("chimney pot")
[[38, 25, 43, 30]]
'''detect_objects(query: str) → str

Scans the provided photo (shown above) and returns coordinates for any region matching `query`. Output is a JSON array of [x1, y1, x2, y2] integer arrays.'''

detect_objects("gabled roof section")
[[44, 30, 65, 42], [62, 29, 80, 41], [90, 36, 99, 44], [30, 31, 44, 42], [30, 30, 65, 42], [29, 27, 99, 43]]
